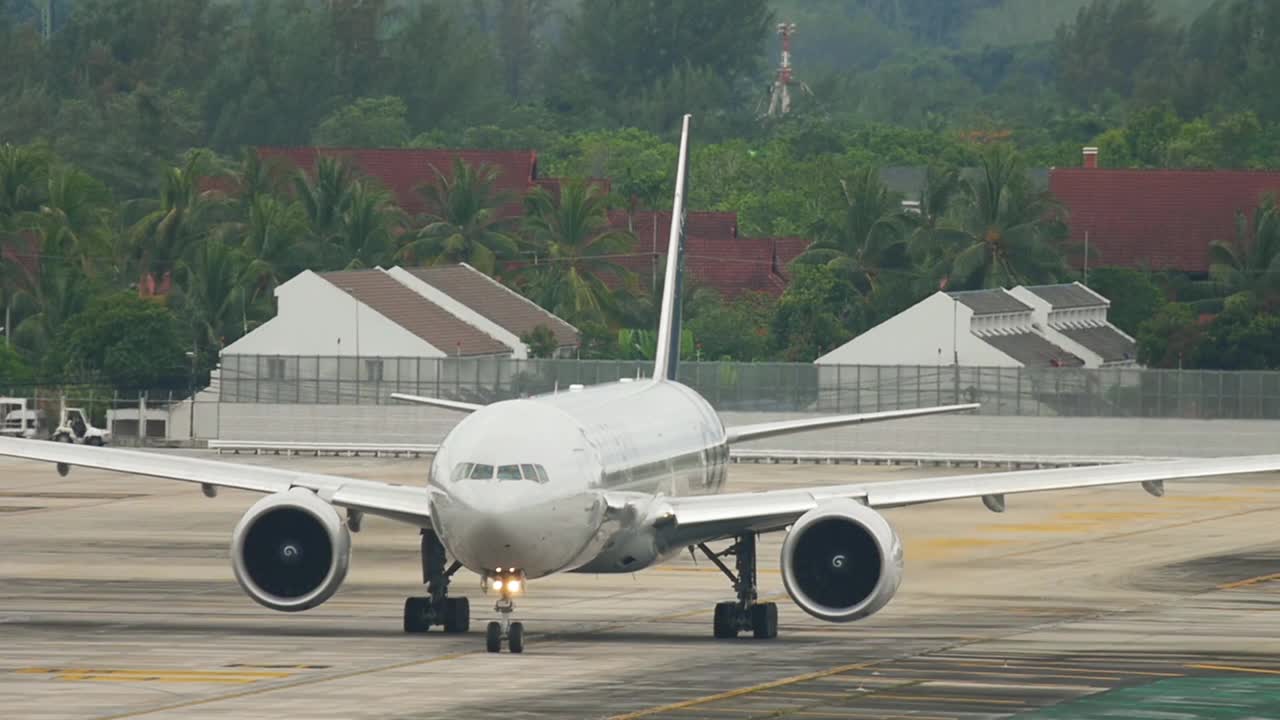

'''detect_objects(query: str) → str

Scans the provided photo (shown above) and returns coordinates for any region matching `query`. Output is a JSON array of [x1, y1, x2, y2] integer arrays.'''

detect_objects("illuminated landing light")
[[491, 579, 504, 591], [507, 580, 522, 593]]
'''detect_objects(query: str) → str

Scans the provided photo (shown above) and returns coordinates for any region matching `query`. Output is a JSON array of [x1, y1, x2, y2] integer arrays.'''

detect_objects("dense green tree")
[[519, 180, 637, 324], [1055, 0, 1181, 109], [0, 342, 33, 387], [1194, 296, 1280, 370], [792, 166, 912, 296], [685, 291, 776, 361], [922, 145, 1068, 290], [1085, 267, 1166, 336], [313, 96, 412, 148], [770, 264, 854, 362], [520, 324, 559, 359], [1208, 195, 1280, 306], [398, 158, 515, 274], [46, 292, 189, 389], [128, 150, 226, 281], [1135, 302, 1203, 368]]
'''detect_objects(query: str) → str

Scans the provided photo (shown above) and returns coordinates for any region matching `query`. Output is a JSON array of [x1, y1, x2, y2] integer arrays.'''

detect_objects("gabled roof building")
[[222, 264, 577, 361]]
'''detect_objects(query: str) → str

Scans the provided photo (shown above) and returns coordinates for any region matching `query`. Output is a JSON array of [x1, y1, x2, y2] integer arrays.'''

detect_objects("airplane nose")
[[435, 492, 602, 578]]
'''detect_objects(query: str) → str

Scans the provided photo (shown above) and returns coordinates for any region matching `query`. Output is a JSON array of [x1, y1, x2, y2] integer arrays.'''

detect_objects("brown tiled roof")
[[405, 264, 578, 348], [319, 269, 509, 356]]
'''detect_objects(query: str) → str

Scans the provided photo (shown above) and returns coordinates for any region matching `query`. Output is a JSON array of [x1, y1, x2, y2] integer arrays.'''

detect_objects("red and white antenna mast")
[[766, 22, 798, 117]]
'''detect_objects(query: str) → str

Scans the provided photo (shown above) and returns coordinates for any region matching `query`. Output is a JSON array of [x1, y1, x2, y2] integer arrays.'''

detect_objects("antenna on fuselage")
[[652, 114, 692, 383]]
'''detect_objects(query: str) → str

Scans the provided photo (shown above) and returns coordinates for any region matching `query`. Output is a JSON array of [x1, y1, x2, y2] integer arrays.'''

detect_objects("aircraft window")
[[496, 465, 522, 481], [468, 464, 494, 480], [520, 464, 539, 482], [451, 463, 473, 482], [533, 465, 550, 484]]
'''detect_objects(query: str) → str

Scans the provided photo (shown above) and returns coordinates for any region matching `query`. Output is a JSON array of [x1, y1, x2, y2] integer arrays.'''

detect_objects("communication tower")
[[763, 22, 813, 118]]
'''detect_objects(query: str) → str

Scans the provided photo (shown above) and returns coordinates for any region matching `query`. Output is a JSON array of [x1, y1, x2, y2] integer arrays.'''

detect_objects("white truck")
[[0, 397, 44, 439], [51, 406, 110, 446]]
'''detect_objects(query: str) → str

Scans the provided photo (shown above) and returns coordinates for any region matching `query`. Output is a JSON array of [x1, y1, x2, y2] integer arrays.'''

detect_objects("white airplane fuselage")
[[428, 379, 728, 579]]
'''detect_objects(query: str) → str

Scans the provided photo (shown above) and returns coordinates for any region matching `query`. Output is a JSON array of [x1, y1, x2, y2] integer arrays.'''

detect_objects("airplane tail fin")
[[653, 114, 692, 382]]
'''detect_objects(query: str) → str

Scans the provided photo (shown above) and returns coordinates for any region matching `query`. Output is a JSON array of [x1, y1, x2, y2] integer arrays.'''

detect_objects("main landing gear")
[[484, 570, 526, 654], [697, 532, 778, 640], [403, 530, 470, 634]]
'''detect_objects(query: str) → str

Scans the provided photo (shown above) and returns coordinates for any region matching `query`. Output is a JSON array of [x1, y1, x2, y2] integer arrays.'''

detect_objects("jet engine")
[[780, 498, 903, 622], [230, 488, 351, 612]]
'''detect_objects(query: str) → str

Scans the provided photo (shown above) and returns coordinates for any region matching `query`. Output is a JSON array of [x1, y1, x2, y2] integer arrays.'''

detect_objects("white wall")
[[206, 403, 1280, 459], [1008, 286, 1136, 369], [815, 292, 1016, 367], [385, 266, 526, 359], [222, 271, 444, 358]]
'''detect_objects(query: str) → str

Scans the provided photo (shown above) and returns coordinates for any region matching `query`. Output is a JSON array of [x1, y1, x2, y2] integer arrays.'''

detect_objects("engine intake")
[[231, 488, 351, 612], [781, 498, 903, 622]]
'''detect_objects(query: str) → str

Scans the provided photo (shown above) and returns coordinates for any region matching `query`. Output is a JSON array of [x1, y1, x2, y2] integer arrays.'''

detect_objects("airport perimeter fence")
[[0, 387, 201, 446], [213, 355, 1280, 420]]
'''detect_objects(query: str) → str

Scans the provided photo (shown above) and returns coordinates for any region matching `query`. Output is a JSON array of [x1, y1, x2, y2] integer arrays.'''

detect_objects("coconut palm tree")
[[294, 155, 356, 249], [1208, 194, 1280, 306], [790, 166, 913, 296], [232, 193, 308, 303], [172, 239, 256, 351], [923, 145, 1068, 290], [331, 180, 401, 270], [128, 150, 228, 283], [398, 158, 516, 275], [27, 166, 116, 279], [519, 180, 636, 323]]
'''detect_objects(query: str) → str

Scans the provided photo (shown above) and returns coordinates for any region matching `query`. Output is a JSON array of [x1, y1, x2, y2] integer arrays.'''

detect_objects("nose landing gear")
[[698, 533, 778, 640], [403, 530, 470, 634], [483, 570, 526, 653]]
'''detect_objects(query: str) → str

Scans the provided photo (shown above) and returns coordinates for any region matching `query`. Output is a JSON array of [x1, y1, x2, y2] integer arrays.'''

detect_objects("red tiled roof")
[[1050, 168, 1280, 272], [258, 147, 540, 219], [605, 210, 808, 297]]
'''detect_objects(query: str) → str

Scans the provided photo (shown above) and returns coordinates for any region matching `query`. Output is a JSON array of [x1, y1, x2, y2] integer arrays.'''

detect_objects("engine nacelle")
[[231, 488, 351, 612], [780, 498, 903, 623]]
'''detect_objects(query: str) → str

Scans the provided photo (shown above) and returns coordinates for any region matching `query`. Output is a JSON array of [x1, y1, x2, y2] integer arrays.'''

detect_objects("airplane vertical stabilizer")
[[653, 114, 692, 382]]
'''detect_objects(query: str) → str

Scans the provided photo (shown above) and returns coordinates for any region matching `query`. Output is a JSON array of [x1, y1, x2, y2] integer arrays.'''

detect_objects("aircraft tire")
[[485, 621, 502, 653], [403, 597, 430, 633], [444, 597, 469, 633], [713, 601, 737, 638], [751, 602, 778, 639], [508, 622, 525, 654]]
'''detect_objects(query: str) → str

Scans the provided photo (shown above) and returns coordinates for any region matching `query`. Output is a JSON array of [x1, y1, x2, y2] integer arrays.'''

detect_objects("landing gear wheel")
[[403, 597, 430, 633], [751, 602, 778, 639], [508, 621, 525, 654], [485, 621, 502, 653], [713, 601, 738, 638], [699, 533, 779, 641], [443, 597, 470, 633]]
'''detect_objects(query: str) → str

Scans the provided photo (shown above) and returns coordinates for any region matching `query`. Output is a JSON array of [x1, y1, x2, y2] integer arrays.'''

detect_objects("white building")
[[222, 264, 578, 361], [815, 287, 1097, 368], [1007, 283, 1138, 368]]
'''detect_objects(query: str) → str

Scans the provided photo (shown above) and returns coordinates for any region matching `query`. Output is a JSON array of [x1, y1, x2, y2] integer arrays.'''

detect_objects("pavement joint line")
[[1217, 572, 1280, 590], [89, 650, 475, 720], [1186, 663, 1280, 676]]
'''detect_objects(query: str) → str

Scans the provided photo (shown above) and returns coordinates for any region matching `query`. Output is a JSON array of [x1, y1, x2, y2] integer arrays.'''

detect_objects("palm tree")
[[1208, 194, 1280, 305], [294, 156, 355, 246], [398, 158, 516, 275], [923, 145, 1067, 290], [791, 166, 913, 296], [519, 180, 636, 323], [9, 258, 92, 358], [27, 166, 116, 279], [0, 144, 51, 336], [233, 193, 308, 304], [332, 180, 401, 270], [172, 239, 256, 351], [128, 151, 227, 283]]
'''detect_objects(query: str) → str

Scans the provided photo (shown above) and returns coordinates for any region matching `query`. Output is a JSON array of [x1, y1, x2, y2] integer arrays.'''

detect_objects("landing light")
[[491, 579, 504, 591], [507, 579, 521, 593]]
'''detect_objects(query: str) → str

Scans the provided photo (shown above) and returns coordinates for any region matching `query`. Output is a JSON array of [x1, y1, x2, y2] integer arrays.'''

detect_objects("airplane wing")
[[389, 393, 482, 412], [723, 404, 979, 443], [659, 454, 1280, 545], [0, 437, 432, 528]]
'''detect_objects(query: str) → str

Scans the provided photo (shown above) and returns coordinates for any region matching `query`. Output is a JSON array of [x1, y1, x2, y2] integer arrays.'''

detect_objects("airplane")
[[4, 115, 1280, 655]]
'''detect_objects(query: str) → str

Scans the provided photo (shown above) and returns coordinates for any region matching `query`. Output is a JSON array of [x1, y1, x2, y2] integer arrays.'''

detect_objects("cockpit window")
[[452, 462, 548, 483]]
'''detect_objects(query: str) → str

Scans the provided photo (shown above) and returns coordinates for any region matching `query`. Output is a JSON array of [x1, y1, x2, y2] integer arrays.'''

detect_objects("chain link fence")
[[215, 355, 1280, 420]]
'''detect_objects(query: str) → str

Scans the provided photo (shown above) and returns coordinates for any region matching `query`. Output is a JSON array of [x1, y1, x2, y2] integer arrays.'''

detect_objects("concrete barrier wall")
[[207, 404, 1279, 458]]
